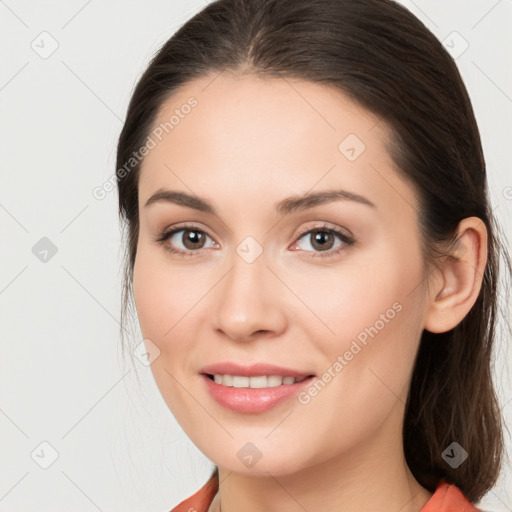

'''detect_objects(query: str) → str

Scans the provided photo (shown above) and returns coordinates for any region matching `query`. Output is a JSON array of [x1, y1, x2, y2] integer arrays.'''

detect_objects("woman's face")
[[133, 72, 430, 475]]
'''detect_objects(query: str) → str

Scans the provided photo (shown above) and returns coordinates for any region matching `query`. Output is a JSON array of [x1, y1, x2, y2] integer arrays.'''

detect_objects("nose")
[[212, 249, 288, 342]]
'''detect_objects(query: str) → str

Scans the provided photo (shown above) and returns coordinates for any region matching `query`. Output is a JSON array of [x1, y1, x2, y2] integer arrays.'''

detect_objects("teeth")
[[246, 375, 265, 388], [268, 375, 285, 387], [233, 376, 249, 388], [212, 374, 309, 388]]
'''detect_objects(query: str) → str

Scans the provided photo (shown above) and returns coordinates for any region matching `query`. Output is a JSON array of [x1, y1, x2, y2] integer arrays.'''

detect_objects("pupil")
[[185, 230, 203, 248], [313, 230, 333, 251]]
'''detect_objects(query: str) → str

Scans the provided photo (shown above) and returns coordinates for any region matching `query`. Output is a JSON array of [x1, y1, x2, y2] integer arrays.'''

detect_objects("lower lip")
[[201, 374, 316, 413]]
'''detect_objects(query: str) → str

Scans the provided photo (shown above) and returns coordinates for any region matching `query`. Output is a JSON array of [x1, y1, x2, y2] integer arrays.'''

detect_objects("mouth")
[[201, 372, 316, 413], [203, 373, 315, 388]]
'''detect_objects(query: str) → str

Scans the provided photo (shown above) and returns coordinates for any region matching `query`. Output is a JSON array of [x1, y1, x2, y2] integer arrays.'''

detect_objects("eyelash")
[[153, 222, 355, 260]]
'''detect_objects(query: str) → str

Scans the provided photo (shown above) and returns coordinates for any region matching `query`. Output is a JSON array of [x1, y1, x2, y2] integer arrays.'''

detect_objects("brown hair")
[[115, 0, 511, 502]]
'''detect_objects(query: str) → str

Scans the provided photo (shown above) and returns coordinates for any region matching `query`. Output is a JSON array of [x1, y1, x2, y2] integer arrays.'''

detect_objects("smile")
[[202, 374, 316, 413], [207, 374, 310, 387]]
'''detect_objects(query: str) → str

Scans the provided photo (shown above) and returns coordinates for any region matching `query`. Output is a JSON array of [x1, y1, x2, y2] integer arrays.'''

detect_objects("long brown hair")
[[115, 0, 511, 502]]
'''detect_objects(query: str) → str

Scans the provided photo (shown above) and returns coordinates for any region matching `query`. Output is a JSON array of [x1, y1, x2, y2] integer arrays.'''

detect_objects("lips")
[[200, 361, 314, 378], [199, 362, 317, 413]]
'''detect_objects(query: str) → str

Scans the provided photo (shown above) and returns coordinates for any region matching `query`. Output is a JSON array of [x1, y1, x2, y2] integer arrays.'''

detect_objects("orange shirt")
[[169, 472, 481, 512]]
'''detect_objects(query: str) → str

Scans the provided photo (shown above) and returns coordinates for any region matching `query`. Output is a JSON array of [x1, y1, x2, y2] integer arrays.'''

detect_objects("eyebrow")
[[144, 188, 376, 215]]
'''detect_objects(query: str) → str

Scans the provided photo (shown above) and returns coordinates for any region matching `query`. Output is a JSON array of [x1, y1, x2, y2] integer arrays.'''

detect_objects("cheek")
[[133, 240, 195, 338], [288, 256, 425, 454], [295, 244, 425, 397], [133, 246, 162, 341], [132, 245, 202, 416], [287, 247, 423, 348], [132, 242, 219, 378]]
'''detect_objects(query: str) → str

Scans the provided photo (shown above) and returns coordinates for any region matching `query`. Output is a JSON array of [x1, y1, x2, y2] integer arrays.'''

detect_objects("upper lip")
[[200, 362, 315, 378]]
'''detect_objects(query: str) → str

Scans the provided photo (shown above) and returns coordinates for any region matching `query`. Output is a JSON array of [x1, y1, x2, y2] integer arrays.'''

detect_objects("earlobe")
[[424, 217, 488, 334]]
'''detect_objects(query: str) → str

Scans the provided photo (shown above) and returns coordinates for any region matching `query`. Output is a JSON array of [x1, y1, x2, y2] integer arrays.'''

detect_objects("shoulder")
[[169, 474, 481, 512], [421, 480, 482, 512], [169, 472, 219, 512]]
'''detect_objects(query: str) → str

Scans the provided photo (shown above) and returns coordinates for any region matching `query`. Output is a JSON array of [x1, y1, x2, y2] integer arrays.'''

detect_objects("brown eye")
[[154, 225, 217, 257], [181, 229, 207, 250], [293, 225, 355, 259], [296, 228, 342, 252], [308, 229, 336, 251]]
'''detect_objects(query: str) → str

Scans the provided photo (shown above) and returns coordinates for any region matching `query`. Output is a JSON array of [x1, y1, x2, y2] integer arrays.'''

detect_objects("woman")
[[115, 0, 510, 510]]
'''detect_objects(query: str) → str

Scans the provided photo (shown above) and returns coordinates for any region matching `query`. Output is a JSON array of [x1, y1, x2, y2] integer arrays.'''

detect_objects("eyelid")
[[154, 221, 214, 240], [293, 221, 354, 240]]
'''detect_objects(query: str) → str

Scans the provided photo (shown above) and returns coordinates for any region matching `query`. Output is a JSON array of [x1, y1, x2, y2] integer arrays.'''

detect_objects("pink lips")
[[200, 362, 313, 378], [200, 362, 316, 413]]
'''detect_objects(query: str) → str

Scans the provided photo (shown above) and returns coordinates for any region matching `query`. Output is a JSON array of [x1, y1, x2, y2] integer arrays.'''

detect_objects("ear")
[[424, 217, 488, 334]]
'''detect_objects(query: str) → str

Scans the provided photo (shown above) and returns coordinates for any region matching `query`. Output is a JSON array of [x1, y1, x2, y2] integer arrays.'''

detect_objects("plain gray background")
[[1, 1, 511, 510]]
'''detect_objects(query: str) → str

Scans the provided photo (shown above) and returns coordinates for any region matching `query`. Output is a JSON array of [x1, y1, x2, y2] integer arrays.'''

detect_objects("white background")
[[0, 0, 511, 510]]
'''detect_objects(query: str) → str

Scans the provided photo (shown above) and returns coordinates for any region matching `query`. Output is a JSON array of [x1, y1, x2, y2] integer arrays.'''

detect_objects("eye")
[[291, 224, 355, 259], [154, 224, 218, 257], [154, 222, 355, 259]]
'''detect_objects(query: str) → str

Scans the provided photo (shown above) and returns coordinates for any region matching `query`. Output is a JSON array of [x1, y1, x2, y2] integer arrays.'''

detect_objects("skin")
[[132, 71, 487, 512]]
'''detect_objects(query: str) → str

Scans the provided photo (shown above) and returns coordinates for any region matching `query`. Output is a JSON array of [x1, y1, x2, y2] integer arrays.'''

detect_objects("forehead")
[[138, 72, 416, 217]]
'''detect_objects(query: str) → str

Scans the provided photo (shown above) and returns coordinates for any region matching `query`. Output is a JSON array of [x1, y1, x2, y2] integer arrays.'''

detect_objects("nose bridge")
[[212, 236, 285, 340]]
